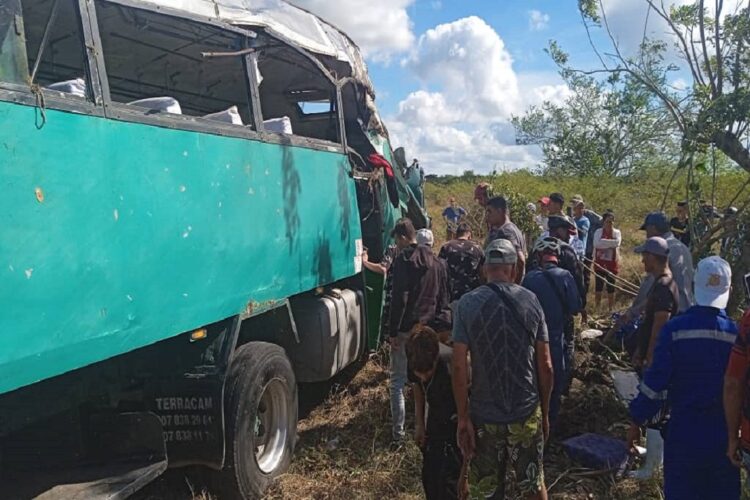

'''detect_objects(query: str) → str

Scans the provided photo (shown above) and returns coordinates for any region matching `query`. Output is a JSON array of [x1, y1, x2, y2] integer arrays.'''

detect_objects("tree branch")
[[699, 0, 718, 96], [712, 130, 750, 174], [646, 0, 706, 87], [715, 0, 724, 94]]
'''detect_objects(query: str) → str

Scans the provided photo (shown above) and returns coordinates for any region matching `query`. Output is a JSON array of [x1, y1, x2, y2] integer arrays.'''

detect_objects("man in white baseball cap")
[[416, 228, 435, 248], [694, 255, 732, 309], [627, 256, 739, 498]]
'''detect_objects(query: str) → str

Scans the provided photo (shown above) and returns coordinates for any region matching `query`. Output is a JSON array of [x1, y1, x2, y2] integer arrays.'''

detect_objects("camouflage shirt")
[[438, 239, 485, 302]]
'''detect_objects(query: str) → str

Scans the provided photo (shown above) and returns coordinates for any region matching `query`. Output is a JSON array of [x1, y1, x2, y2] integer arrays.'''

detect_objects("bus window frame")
[[0, 0, 104, 117], [89, 0, 347, 154]]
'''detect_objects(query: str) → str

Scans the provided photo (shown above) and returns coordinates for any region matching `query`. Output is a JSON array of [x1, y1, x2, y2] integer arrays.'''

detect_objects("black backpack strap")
[[485, 283, 535, 341]]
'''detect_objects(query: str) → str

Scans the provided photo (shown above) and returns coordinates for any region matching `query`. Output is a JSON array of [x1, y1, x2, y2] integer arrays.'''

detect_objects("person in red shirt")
[[724, 307, 750, 469]]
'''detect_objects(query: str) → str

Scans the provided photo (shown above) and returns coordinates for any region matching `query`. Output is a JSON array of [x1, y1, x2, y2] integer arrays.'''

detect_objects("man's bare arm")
[[646, 311, 670, 365], [535, 340, 553, 440]]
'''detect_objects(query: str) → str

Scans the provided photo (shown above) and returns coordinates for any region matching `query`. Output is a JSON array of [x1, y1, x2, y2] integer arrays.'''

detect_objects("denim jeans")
[[389, 331, 410, 440]]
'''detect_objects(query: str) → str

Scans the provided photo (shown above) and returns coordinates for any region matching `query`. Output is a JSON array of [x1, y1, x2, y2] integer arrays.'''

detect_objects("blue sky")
[[292, 0, 683, 174], [369, 1, 592, 117]]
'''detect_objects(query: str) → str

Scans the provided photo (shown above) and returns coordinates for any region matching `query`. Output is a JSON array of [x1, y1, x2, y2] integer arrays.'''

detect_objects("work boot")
[[628, 428, 664, 480]]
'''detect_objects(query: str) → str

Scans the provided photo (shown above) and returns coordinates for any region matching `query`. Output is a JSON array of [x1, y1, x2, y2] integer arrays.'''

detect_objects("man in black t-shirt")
[[439, 223, 485, 302], [631, 237, 679, 369], [670, 200, 691, 247], [406, 326, 462, 500]]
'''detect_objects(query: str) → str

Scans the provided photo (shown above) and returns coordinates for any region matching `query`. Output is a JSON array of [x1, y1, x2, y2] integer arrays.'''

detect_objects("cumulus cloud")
[[402, 16, 520, 122], [386, 17, 562, 175], [388, 120, 542, 176], [289, 0, 415, 60], [528, 10, 550, 31]]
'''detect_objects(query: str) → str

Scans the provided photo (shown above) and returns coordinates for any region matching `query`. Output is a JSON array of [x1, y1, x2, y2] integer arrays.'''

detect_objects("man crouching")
[[406, 325, 462, 500]]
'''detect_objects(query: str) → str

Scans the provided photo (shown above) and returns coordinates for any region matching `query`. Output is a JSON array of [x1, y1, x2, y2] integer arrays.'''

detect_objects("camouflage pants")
[[468, 407, 545, 499]]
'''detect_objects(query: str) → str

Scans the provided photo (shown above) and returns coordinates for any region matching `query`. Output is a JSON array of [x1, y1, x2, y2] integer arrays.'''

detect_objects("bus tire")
[[221, 342, 297, 499]]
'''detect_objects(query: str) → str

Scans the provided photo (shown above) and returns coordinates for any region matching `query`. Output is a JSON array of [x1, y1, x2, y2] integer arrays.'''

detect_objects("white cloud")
[[671, 78, 688, 91], [596, 0, 745, 55], [388, 120, 542, 176], [528, 10, 550, 31], [402, 16, 520, 122], [288, 0, 416, 61], [396, 91, 454, 126], [387, 17, 564, 175]]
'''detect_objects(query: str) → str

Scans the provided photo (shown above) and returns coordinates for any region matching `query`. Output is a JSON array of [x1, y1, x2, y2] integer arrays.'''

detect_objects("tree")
[[573, 0, 750, 176], [512, 67, 678, 176], [571, 0, 750, 311]]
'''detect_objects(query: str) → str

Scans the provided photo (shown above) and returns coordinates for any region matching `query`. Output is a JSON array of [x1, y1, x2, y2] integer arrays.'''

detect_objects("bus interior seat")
[[46, 78, 86, 98], [127, 97, 182, 115], [263, 116, 293, 134], [203, 106, 244, 125]]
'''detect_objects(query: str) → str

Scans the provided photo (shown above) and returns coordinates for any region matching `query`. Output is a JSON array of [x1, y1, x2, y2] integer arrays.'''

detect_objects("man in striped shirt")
[[626, 256, 739, 499]]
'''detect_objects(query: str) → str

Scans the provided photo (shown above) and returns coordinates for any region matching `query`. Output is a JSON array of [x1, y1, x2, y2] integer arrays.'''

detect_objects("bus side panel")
[[0, 101, 362, 395]]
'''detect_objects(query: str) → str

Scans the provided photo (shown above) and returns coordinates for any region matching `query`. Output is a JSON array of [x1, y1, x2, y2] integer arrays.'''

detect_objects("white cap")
[[416, 228, 434, 247], [694, 256, 732, 309]]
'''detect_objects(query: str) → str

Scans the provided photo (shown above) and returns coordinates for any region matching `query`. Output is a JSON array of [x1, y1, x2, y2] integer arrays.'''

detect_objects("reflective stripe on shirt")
[[639, 382, 667, 401], [671, 328, 737, 344]]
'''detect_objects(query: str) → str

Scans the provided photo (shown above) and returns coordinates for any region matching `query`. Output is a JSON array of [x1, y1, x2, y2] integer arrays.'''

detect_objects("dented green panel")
[[0, 101, 362, 395]]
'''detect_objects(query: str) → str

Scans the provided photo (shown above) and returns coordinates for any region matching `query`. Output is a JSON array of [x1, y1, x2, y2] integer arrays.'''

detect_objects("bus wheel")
[[221, 342, 297, 499]]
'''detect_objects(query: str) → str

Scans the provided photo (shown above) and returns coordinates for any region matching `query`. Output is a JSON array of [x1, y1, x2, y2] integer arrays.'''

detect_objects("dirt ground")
[[140, 329, 667, 500]]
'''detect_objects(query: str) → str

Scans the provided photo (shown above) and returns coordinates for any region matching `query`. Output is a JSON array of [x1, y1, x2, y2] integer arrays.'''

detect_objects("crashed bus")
[[0, 0, 426, 497]]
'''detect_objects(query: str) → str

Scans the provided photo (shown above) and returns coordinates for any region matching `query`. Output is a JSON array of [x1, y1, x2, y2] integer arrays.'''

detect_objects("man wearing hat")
[[642, 212, 694, 311], [452, 239, 553, 499], [626, 236, 680, 480], [416, 228, 435, 248], [388, 219, 451, 445], [627, 256, 739, 499], [538, 215, 586, 304], [631, 237, 679, 367], [543, 215, 587, 392], [670, 201, 691, 247], [608, 212, 694, 341], [523, 237, 582, 427]]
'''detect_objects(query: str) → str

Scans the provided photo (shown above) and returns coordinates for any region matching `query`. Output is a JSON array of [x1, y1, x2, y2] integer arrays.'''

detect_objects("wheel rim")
[[253, 378, 288, 474]]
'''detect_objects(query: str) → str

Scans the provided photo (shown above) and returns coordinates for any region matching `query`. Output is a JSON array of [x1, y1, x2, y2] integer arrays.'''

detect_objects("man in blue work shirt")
[[523, 237, 582, 426], [626, 256, 740, 499], [442, 197, 467, 240]]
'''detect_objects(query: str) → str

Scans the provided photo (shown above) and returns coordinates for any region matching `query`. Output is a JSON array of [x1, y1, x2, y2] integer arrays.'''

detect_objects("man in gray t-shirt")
[[452, 239, 553, 499]]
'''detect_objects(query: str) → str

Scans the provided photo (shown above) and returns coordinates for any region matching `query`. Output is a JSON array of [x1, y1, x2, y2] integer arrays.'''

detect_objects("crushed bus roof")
[[127, 0, 373, 92]]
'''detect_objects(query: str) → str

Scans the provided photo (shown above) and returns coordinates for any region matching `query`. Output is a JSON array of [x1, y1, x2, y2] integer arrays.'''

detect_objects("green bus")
[[0, 0, 426, 497]]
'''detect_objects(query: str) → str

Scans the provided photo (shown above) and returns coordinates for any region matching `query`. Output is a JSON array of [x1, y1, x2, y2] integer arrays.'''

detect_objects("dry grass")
[[266, 352, 423, 500], [138, 336, 666, 500], [265, 337, 666, 500]]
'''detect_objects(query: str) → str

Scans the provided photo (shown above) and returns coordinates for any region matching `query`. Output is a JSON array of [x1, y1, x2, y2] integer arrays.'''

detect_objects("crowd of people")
[[361, 192, 749, 500]]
